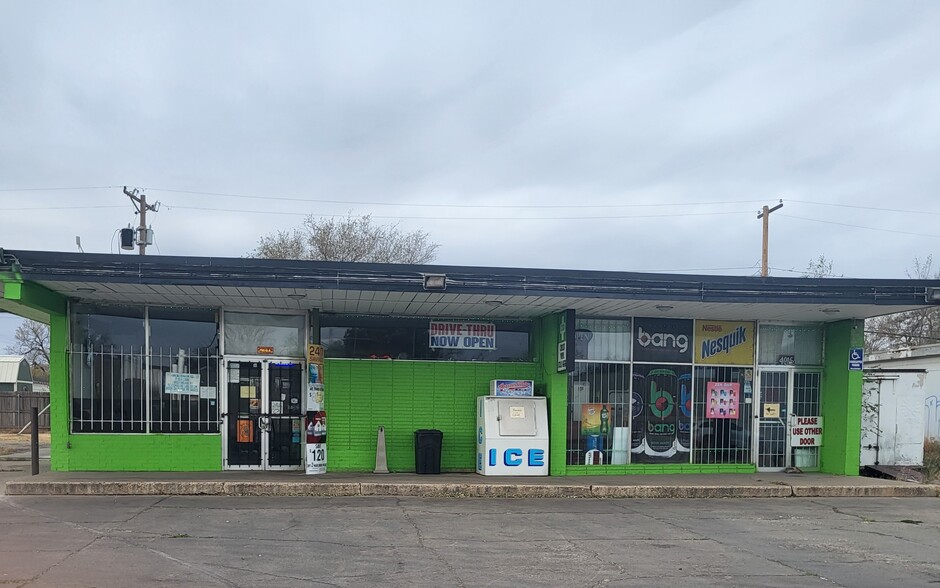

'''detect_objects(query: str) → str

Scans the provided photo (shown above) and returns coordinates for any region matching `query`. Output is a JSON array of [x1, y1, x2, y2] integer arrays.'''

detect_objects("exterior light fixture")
[[927, 287, 940, 302], [76, 287, 96, 294], [286, 293, 306, 300], [423, 274, 447, 291], [484, 300, 504, 307], [655, 304, 674, 312], [820, 308, 840, 314]]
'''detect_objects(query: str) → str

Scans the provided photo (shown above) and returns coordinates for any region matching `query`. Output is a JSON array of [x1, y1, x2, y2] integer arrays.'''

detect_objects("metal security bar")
[[757, 371, 789, 469], [150, 347, 220, 433], [69, 344, 219, 433], [692, 366, 753, 465], [567, 362, 631, 466], [69, 344, 147, 433]]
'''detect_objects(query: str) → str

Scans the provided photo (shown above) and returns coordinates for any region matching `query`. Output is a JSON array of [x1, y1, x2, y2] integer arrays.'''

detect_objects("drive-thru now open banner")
[[429, 321, 496, 350]]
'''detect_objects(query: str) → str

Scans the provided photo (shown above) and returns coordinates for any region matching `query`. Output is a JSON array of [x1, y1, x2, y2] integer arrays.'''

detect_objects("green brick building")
[[2, 248, 937, 476]]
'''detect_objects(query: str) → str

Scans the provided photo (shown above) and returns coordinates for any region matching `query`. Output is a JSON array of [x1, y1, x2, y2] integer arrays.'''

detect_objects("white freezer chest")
[[476, 395, 549, 476]]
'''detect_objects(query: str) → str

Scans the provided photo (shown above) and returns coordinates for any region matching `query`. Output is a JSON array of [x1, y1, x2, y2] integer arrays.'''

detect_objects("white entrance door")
[[756, 369, 822, 471], [222, 358, 305, 470]]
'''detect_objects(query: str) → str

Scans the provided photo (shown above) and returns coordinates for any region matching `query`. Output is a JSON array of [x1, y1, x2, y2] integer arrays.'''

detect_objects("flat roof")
[[3, 249, 939, 322]]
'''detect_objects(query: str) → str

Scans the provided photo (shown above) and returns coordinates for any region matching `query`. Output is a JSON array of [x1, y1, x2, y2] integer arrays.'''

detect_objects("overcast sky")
[[2, 1, 940, 348]]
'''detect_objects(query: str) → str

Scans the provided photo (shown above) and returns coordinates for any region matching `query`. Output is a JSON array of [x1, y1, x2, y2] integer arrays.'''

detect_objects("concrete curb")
[[589, 485, 795, 499], [5, 480, 939, 498]]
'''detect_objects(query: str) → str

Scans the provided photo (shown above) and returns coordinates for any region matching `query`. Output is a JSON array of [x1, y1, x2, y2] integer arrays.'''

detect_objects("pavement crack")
[[397, 497, 466, 587]]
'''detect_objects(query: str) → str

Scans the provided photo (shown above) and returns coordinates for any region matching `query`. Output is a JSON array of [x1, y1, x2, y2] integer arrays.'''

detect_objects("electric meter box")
[[476, 396, 549, 476]]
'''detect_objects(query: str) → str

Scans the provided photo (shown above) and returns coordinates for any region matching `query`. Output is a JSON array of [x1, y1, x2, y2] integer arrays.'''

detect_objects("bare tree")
[[252, 214, 440, 264], [5, 319, 50, 374], [866, 256, 940, 352], [802, 255, 842, 278]]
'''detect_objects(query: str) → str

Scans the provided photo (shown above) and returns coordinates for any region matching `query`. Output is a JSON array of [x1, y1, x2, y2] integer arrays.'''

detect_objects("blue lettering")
[[448, 336, 459, 346], [528, 448, 544, 467], [504, 448, 523, 466], [488, 448, 497, 467], [477, 452, 482, 471]]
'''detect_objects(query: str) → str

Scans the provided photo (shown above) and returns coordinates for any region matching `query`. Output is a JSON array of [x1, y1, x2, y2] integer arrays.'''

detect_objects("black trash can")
[[414, 429, 443, 474]]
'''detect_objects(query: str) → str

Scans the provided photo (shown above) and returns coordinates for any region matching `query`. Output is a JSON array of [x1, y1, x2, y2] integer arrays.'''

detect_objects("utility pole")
[[123, 187, 159, 255], [757, 200, 783, 277]]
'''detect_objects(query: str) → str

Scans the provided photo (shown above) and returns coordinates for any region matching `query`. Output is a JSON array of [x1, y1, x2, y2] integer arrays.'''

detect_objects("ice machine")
[[476, 393, 549, 476]]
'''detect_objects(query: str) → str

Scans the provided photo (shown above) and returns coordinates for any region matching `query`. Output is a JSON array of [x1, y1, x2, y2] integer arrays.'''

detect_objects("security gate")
[[756, 369, 822, 471], [222, 359, 304, 470]]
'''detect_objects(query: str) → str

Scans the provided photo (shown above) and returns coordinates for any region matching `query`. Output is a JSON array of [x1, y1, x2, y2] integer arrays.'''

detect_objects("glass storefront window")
[[149, 308, 220, 433], [692, 366, 753, 465], [223, 312, 306, 357], [575, 318, 631, 362], [758, 325, 824, 366], [70, 304, 146, 433], [567, 363, 631, 466], [321, 316, 531, 362]]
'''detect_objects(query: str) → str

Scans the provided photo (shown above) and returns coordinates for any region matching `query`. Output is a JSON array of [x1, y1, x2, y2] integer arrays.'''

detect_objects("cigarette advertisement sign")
[[305, 344, 327, 474], [305, 411, 327, 474], [429, 321, 496, 350], [694, 321, 755, 365], [790, 416, 823, 447]]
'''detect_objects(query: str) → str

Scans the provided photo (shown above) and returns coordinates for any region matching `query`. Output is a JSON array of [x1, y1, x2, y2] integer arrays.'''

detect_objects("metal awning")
[[4, 249, 939, 322]]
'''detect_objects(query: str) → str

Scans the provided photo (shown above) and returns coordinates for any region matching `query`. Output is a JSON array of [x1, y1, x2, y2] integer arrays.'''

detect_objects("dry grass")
[[924, 438, 940, 484], [0, 432, 51, 455]]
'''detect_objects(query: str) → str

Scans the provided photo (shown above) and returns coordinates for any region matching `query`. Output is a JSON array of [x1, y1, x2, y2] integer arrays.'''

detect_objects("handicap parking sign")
[[848, 347, 864, 371]]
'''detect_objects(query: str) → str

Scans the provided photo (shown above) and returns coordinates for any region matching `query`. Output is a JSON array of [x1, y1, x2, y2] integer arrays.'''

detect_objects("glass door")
[[265, 361, 304, 469], [756, 369, 822, 471], [224, 359, 304, 470], [226, 361, 264, 469]]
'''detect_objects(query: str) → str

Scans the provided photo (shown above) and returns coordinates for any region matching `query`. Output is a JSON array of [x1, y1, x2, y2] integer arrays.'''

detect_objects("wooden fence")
[[0, 392, 51, 431]]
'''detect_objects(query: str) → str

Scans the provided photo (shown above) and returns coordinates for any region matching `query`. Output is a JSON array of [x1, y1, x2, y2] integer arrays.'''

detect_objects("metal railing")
[[68, 344, 219, 433]]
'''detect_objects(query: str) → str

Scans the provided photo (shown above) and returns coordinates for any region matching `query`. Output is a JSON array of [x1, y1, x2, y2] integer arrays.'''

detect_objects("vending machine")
[[476, 385, 549, 476]]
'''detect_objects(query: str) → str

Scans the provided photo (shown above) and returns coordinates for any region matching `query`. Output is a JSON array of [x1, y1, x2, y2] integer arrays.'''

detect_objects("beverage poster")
[[632, 318, 693, 364], [707, 382, 740, 419], [676, 372, 692, 453], [632, 364, 691, 463], [631, 373, 646, 454], [581, 403, 611, 465], [694, 321, 755, 366]]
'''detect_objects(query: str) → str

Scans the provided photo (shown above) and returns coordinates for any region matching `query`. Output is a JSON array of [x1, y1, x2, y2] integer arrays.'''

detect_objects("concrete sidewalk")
[[5, 469, 939, 498]]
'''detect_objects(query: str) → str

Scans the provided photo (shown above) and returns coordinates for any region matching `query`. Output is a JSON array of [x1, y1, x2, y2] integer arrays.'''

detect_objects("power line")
[[146, 187, 767, 210], [0, 185, 121, 192], [163, 204, 754, 221], [0, 205, 126, 211], [777, 214, 940, 239], [789, 199, 940, 217]]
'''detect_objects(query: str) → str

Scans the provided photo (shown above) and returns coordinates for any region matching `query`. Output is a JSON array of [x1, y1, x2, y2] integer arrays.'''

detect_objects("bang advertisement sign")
[[694, 321, 755, 365], [632, 318, 693, 364], [631, 364, 691, 464]]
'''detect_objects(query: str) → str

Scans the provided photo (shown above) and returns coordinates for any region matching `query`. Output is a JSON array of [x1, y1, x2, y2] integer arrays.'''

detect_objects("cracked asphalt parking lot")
[[1, 495, 939, 587]]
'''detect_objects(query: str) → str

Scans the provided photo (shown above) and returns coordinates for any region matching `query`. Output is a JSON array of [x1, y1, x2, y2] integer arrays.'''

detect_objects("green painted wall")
[[48, 312, 69, 471], [533, 312, 570, 476], [819, 319, 864, 476], [60, 434, 221, 471], [47, 304, 222, 471], [324, 359, 537, 472]]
